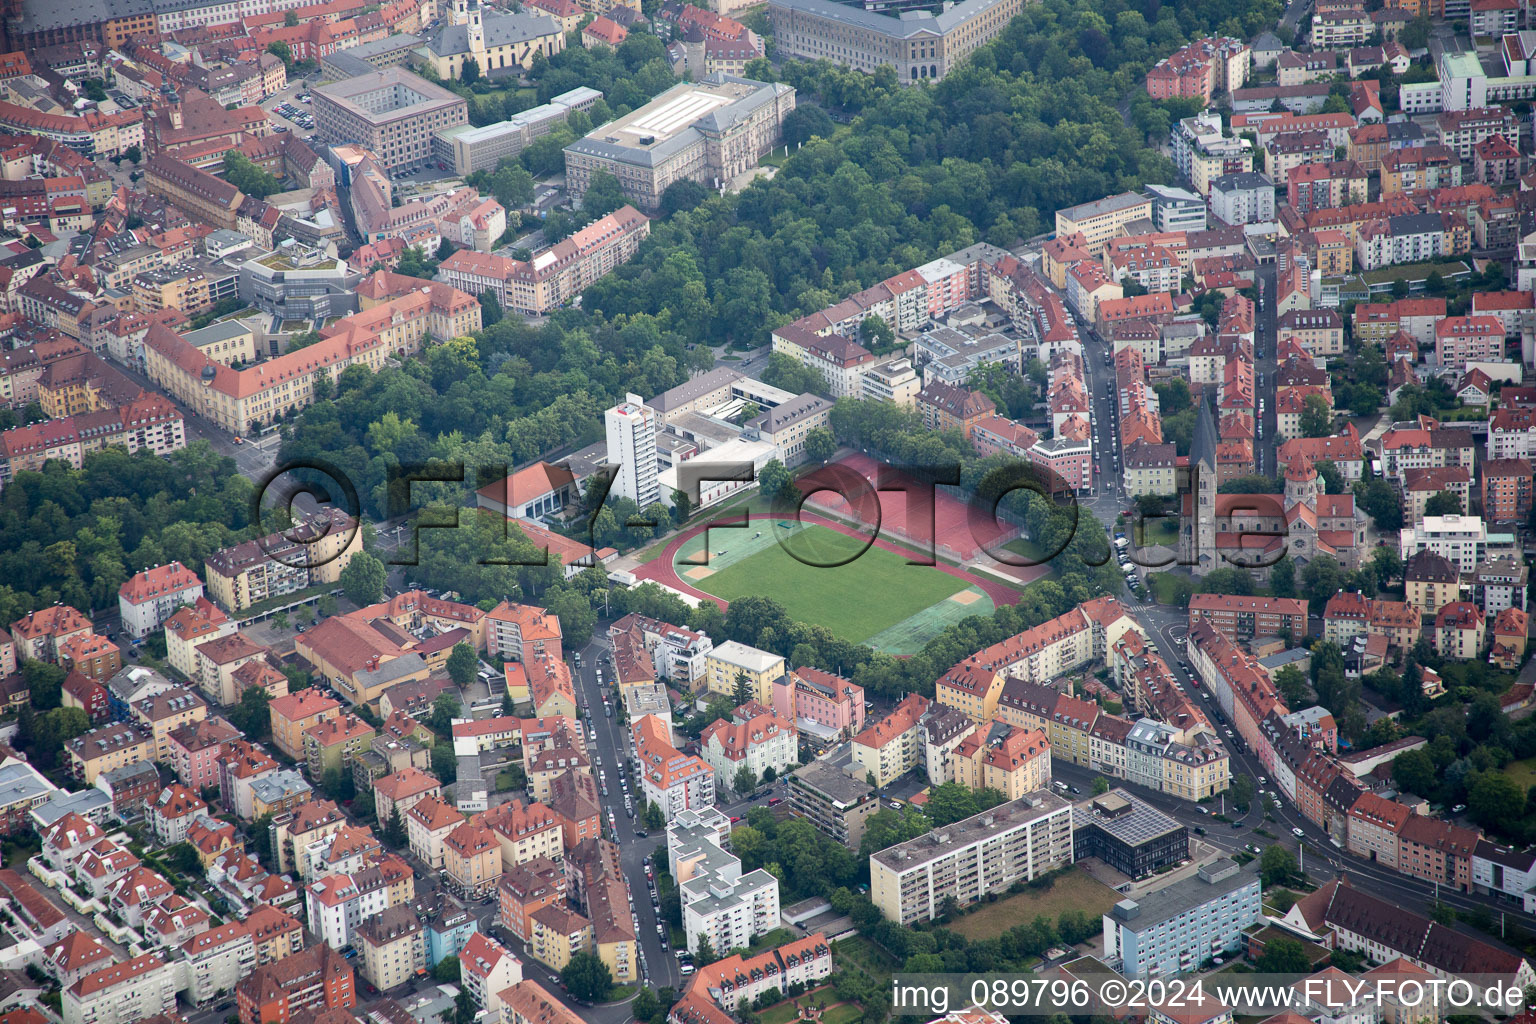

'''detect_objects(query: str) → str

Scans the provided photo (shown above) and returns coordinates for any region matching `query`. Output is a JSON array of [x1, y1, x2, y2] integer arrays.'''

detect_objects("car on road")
[[1193, 826, 1206, 835], [1230, 820, 1242, 829], [1246, 844, 1262, 854], [1291, 827, 1306, 838]]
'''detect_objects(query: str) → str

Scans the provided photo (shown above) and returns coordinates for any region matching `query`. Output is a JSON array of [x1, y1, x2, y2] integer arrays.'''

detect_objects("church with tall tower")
[[1181, 395, 1365, 579], [421, 0, 565, 80]]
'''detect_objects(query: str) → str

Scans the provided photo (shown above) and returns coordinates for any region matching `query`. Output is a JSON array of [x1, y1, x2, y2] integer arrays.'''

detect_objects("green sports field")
[[674, 522, 989, 652]]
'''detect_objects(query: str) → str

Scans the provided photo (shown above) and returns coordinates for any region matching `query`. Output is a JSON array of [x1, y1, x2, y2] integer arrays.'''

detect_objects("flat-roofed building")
[[1072, 790, 1189, 878], [1102, 858, 1261, 978], [869, 790, 1073, 925], [1055, 193, 1155, 255], [313, 69, 468, 175], [786, 759, 879, 849], [564, 74, 794, 212]]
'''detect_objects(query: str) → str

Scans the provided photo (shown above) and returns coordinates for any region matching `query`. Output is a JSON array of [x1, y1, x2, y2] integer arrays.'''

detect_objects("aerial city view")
[[5, 0, 1536, 1021]]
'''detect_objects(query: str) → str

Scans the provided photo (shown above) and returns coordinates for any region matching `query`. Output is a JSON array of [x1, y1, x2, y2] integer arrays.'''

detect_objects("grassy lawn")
[[949, 869, 1121, 942], [683, 523, 968, 644], [822, 1006, 861, 1024], [1504, 757, 1536, 791], [1136, 517, 1179, 547], [1149, 572, 1196, 606], [760, 1003, 803, 1024]]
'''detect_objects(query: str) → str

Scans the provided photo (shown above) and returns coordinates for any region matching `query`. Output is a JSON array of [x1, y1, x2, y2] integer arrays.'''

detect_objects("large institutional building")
[[313, 68, 467, 175], [765, 0, 1024, 82], [564, 74, 795, 212]]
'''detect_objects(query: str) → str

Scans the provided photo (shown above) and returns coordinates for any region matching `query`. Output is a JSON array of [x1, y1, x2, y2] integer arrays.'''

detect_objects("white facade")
[[119, 564, 206, 641], [1398, 514, 1487, 572], [63, 954, 182, 1024], [305, 873, 388, 949], [605, 394, 659, 507], [667, 807, 780, 955], [179, 924, 257, 1004]]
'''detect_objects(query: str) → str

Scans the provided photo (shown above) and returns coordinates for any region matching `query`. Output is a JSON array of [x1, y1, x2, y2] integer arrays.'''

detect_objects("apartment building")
[[1102, 858, 1262, 978], [269, 688, 343, 761], [181, 921, 258, 1005], [63, 952, 181, 1024], [669, 807, 780, 954], [947, 722, 1052, 799], [358, 905, 427, 990], [565, 75, 794, 210], [0, 395, 186, 492], [113, 562, 203, 641], [1188, 594, 1309, 642], [436, 206, 650, 315], [771, 667, 864, 741], [870, 791, 1073, 925], [67, 723, 155, 785], [701, 708, 798, 786], [144, 155, 243, 231], [770, 325, 875, 399], [1482, 458, 1534, 524], [1397, 514, 1486, 572], [235, 944, 355, 1024], [405, 796, 465, 871], [851, 693, 930, 787], [1054, 193, 1155, 255], [786, 760, 879, 850], [703, 641, 785, 704], [459, 931, 525, 1021], [634, 714, 714, 816]]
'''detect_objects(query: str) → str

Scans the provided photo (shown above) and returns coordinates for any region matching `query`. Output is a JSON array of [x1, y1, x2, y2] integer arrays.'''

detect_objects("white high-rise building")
[[605, 393, 659, 507]]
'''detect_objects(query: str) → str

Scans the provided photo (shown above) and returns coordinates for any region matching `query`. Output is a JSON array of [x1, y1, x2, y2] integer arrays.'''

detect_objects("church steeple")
[[1285, 451, 1320, 510], [1186, 394, 1219, 576]]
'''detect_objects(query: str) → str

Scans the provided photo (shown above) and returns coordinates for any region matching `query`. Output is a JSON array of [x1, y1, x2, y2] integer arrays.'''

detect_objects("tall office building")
[[605, 393, 659, 507]]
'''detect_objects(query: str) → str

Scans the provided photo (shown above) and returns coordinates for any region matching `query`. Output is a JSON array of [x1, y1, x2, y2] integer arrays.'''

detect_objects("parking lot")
[[271, 93, 314, 134]]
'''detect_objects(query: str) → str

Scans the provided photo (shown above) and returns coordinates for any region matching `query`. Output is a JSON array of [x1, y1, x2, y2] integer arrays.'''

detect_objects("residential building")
[[1103, 859, 1261, 978], [786, 760, 879, 849], [63, 952, 181, 1024], [358, 905, 427, 991], [1209, 172, 1276, 225], [116, 562, 204, 641], [870, 791, 1073, 924], [701, 708, 798, 788], [1189, 595, 1309, 642], [235, 944, 355, 1024], [703, 641, 785, 704], [668, 807, 780, 954], [852, 693, 930, 787], [634, 714, 714, 817]]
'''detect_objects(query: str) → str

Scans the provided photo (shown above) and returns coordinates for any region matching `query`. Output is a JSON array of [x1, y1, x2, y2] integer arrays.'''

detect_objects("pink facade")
[[771, 669, 865, 740], [1026, 440, 1092, 491]]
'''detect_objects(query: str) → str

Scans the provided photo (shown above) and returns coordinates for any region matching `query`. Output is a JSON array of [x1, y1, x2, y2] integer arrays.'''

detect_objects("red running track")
[[632, 509, 1024, 612]]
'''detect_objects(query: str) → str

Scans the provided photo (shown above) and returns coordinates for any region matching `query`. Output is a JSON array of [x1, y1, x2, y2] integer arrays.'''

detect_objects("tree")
[[285, 9, 298, 23], [461, 59, 481, 84], [223, 151, 281, 199], [479, 289, 504, 327], [428, 691, 462, 734], [734, 764, 756, 797], [454, 983, 477, 1024], [659, 178, 709, 218], [1092, 776, 1110, 795], [804, 427, 835, 465], [582, 170, 628, 219], [339, 550, 387, 606], [1468, 772, 1524, 830], [732, 670, 754, 706], [396, 245, 438, 281], [860, 315, 895, 353], [228, 686, 271, 741], [1423, 491, 1463, 517], [1260, 844, 1299, 887], [446, 642, 479, 685], [560, 951, 613, 1002], [1230, 773, 1255, 811], [1300, 394, 1334, 438], [123, 145, 142, 164], [670, 488, 694, 524], [385, 804, 407, 847], [432, 741, 457, 783], [25, 707, 90, 769], [758, 459, 795, 502], [781, 104, 834, 146], [762, 765, 777, 785], [1255, 935, 1312, 974], [1392, 748, 1436, 797], [267, 41, 293, 66], [1274, 665, 1308, 708], [434, 955, 461, 983]]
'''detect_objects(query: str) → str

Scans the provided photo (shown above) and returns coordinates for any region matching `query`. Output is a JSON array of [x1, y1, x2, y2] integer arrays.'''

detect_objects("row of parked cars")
[[273, 94, 313, 132]]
